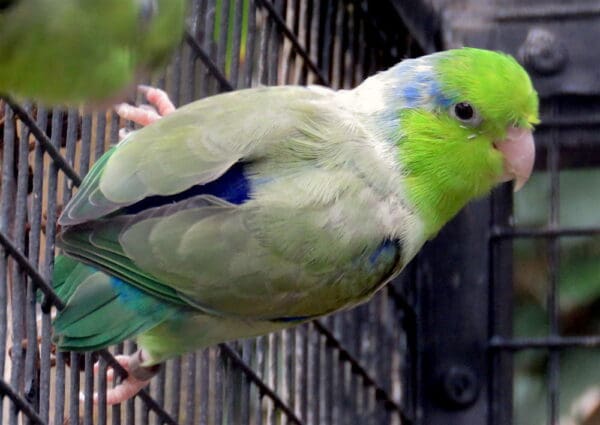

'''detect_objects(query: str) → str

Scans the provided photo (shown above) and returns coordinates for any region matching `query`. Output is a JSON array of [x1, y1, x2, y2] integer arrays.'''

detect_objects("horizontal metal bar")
[[537, 114, 600, 128], [2, 97, 82, 187], [489, 335, 600, 350], [491, 226, 600, 239], [0, 230, 65, 310], [218, 343, 304, 425], [0, 379, 46, 425], [312, 320, 406, 416], [255, 0, 329, 85], [184, 29, 234, 92], [494, 3, 600, 21]]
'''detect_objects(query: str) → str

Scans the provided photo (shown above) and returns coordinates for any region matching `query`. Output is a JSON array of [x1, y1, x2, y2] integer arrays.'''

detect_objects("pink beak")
[[494, 127, 535, 192]]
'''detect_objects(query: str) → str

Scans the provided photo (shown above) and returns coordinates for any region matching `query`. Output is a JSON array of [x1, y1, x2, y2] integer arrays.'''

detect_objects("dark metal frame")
[[398, 1, 600, 424]]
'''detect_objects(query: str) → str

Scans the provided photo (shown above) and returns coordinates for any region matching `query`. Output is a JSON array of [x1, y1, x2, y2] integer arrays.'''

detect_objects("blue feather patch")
[[110, 276, 146, 304], [428, 80, 453, 109], [402, 85, 421, 108], [368, 239, 398, 266], [122, 162, 250, 214]]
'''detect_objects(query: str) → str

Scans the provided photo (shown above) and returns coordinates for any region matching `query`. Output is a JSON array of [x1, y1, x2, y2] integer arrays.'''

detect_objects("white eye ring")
[[450, 102, 483, 126]]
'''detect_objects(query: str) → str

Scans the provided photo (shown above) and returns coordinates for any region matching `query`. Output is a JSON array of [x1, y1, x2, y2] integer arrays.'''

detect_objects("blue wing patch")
[[122, 162, 250, 214]]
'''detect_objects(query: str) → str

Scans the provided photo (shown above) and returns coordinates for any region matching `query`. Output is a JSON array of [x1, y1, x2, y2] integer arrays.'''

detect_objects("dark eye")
[[450, 101, 482, 126], [454, 102, 473, 120]]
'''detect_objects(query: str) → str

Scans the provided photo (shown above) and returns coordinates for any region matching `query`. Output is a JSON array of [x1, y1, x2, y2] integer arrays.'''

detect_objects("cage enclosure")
[[0, 1, 599, 425]]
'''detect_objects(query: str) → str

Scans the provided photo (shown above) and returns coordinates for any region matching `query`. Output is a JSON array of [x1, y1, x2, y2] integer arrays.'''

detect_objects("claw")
[[88, 350, 161, 405], [137, 85, 176, 116], [114, 103, 162, 127], [113, 85, 176, 128]]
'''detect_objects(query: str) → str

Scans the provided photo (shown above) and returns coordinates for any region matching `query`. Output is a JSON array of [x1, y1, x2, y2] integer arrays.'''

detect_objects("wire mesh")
[[0, 1, 418, 424], [489, 97, 600, 425]]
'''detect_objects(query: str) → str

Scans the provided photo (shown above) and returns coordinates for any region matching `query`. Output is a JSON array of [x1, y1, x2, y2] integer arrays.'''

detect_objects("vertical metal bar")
[[230, 0, 243, 87], [125, 340, 135, 425], [18, 105, 40, 425], [171, 49, 182, 108], [69, 352, 81, 425], [83, 353, 94, 425], [414, 198, 493, 425], [216, 0, 231, 85], [49, 109, 66, 425], [243, 0, 256, 88], [109, 110, 120, 146], [3, 104, 19, 425], [125, 342, 137, 424], [240, 341, 251, 425], [66, 112, 82, 425], [256, 337, 266, 425], [199, 349, 209, 425], [214, 347, 224, 425], [310, 326, 321, 425], [153, 364, 166, 425], [547, 115, 561, 425], [112, 342, 123, 425], [79, 114, 93, 177], [284, 329, 295, 421], [184, 353, 197, 425], [279, 0, 295, 84], [97, 357, 108, 425], [323, 318, 334, 425], [267, 334, 276, 425], [14, 103, 32, 424], [170, 358, 182, 422], [319, 0, 336, 85], [334, 0, 348, 89], [257, 0, 271, 85], [94, 113, 107, 162], [0, 102, 13, 422], [30, 105, 48, 424], [490, 183, 515, 425], [224, 349, 234, 425], [298, 325, 308, 423]]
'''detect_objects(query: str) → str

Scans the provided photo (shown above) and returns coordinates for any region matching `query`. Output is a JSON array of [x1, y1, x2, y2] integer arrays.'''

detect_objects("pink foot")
[[114, 85, 176, 135], [88, 350, 160, 405]]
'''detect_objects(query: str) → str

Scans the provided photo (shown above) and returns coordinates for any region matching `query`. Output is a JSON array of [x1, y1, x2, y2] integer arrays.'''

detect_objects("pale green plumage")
[[0, 0, 186, 105], [53, 48, 539, 364]]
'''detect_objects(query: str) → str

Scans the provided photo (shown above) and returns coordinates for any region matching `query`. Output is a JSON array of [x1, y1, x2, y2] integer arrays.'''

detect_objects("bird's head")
[[385, 48, 539, 236]]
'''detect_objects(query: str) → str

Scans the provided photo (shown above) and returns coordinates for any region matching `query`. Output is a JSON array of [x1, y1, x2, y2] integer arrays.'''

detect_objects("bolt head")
[[440, 365, 480, 408], [519, 28, 569, 76]]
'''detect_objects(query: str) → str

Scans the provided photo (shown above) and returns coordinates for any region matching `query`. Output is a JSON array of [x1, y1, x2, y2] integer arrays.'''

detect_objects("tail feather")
[[52, 255, 179, 351]]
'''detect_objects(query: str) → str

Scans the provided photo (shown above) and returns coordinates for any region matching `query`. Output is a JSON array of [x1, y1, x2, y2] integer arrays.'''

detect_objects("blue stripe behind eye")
[[429, 80, 453, 109], [122, 162, 250, 214]]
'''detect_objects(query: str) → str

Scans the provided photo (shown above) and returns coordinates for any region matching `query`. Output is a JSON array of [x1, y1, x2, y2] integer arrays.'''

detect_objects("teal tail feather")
[[52, 255, 179, 352]]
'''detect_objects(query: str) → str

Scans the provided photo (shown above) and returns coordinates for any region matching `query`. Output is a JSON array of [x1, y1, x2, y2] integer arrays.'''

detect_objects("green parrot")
[[0, 0, 186, 105], [51, 48, 539, 403]]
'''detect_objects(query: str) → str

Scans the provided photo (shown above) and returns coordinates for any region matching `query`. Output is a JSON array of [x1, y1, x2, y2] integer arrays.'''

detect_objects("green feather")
[[399, 48, 539, 236], [52, 264, 180, 351], [0, 0, 186, 105]]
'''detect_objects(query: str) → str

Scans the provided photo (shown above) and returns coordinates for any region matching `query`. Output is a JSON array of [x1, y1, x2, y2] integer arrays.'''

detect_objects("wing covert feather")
[[59, 86, 338, 225]]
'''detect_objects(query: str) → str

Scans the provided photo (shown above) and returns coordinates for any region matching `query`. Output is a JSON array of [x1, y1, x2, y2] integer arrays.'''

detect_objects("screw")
[[519, 28, 568, 76], [440, 365, 480, 408]]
